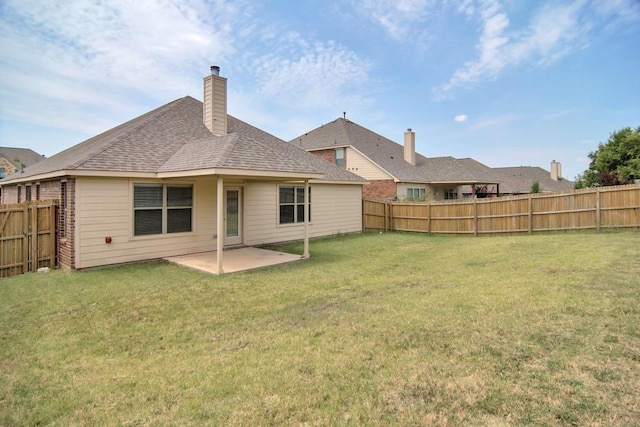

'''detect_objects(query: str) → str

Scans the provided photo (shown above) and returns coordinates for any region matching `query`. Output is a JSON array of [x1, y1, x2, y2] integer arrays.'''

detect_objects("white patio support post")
[[216, 176, 225, 274], [302, 179, 310, 259]]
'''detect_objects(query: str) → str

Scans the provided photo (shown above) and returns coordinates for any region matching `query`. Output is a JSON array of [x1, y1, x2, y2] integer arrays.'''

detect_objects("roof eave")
[[310, 179, 368, 185], [157, 168, 325, 180]]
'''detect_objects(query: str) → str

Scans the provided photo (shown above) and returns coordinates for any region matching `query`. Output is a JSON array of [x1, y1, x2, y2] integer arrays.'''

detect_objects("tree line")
[[575, 126, 640, 188]]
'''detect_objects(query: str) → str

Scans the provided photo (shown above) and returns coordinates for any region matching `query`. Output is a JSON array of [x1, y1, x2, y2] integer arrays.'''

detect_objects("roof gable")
[[0, 147, 45, 168], [1, 97, 364, 184], [290, 118, 498, 184]]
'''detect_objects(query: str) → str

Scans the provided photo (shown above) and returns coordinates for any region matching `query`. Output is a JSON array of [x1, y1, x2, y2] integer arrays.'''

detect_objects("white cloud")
[[435, 0, 628, 97], [454, 115, 468, 122], [255, 40, 373, 111], [472, 113, 521, 129], [0, 0, 376, 140], [0, 0, 244, 134], [352, 0, 434, 40]]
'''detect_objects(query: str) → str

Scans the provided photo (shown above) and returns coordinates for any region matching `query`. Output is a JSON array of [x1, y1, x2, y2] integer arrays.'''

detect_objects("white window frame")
[[278, 185, 311, 225], [407, 188, 425, 199], [335, 148, 345, 168], [133, 183, 194, 237]]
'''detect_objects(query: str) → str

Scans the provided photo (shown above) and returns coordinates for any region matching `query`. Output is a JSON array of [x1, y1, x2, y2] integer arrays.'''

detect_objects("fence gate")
[[0, 201, 58, 278]]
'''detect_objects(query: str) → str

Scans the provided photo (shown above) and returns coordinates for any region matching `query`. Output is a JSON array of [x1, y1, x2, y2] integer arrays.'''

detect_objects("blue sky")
[[1, 0, 639, 180]]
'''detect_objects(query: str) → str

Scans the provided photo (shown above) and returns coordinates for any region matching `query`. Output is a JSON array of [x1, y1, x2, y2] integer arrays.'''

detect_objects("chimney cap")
[[210, 65, 220, 76], [407, 128, 412, 132]]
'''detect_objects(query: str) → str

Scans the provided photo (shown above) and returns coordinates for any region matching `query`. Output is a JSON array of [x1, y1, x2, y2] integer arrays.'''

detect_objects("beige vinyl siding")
[[76, 177, 217, 269], [243, 182, 362, 246], [346, 148, 394, 181], [310, 183, 361, 235], [396, 182, 436, 200]]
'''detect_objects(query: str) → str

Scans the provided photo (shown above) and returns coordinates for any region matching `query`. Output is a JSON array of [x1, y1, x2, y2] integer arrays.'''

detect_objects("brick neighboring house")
[[0, 147, 45, 180], [290, 118, 499, 201], [0, 67, 365, 272]]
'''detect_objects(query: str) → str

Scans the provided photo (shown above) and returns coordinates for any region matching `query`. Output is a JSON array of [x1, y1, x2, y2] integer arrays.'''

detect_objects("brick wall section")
[[1, 185, 19, 204], [310, 148, 336, 164], [58, 179, 76, 269], [363, 179, 397, 200], [38, 180, 61, 200], [1, 178, 76, 269]]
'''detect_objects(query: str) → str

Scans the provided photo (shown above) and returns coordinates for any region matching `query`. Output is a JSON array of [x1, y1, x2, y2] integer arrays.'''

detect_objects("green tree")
[[530, 180, 541, 193], [577, 126, 640, 187]]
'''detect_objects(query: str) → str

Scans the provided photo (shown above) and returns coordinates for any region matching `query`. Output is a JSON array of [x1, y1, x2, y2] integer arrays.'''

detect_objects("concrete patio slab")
[[165, 247, 302, 275]]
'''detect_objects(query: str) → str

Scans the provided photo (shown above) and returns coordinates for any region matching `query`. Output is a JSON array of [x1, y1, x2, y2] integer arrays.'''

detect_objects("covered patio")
[[165, 247, 303, 275]]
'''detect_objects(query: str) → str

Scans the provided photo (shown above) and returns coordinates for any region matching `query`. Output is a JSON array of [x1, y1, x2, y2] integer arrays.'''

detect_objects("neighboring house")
[[290, 118, 499, 201], [0, 67, 365, 272], [493, 161, 575, 195], [0, 147, 45, 179]]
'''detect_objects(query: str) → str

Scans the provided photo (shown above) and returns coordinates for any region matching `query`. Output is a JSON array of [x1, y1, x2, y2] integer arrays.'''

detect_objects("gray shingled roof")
[[0, 147, 45, 169], [290, 118, 498, 184], [0, 97, 364, 184], [493, 166, 575, 194]]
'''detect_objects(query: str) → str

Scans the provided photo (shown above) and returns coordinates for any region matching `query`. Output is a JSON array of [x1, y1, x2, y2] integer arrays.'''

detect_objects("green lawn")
[[1, 231, 639, 425]]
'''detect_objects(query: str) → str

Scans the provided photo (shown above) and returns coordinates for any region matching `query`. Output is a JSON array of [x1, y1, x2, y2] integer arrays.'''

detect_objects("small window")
[[25, 185, 32, 201], [134, 184, 163, 236], [407, 188, 425, 200], [335, 148, 345, 168], [134, 183, 193, 236], [167, 185, 193, 234], [0, 167, 6, 178], [279, 186, 311, 224], [444, 189, 458, 200]]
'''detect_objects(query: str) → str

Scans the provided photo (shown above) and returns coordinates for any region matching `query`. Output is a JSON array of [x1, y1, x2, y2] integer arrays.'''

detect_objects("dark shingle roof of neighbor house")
[[493, 166, 575, 194], [290, 117, 498, 184], [0, 147, 45, 169], [0, 97, 365, 184]]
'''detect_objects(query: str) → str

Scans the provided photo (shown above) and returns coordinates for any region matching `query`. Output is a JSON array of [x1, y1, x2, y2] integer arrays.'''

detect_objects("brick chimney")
[[203, 65, 227, 135], [550, 160, 562, 181], [404, 128, 416, 165]]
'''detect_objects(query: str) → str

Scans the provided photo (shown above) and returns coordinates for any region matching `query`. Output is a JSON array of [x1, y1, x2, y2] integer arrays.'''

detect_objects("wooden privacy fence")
[[364, 184, 640, 235], [0, 200, 58, 278]]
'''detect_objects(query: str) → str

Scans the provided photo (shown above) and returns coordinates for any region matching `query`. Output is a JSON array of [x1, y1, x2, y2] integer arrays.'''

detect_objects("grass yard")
[[1, 231, 639, 425]]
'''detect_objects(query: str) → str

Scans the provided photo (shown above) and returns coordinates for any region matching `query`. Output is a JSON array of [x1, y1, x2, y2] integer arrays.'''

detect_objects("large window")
[[279, 186, 311, 224], [335, 148, 345, 168], [134, 184, 193, 236]]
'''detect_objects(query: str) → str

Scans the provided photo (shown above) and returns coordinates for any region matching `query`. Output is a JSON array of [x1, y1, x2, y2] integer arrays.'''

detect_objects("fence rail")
[[0, 200, 58, 278], [363, 184, 640, 235]]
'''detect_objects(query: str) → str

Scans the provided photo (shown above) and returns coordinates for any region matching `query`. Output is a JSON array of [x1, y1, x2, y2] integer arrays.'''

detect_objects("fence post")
[[22, 203, 29, 274], [427, 203, 431, 234], [473, 199, 478, 237], [31, 204, 39, 272], [596, 187, 601, 231], [50, 204, 57, 267], [528, 195, 533, 233]]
